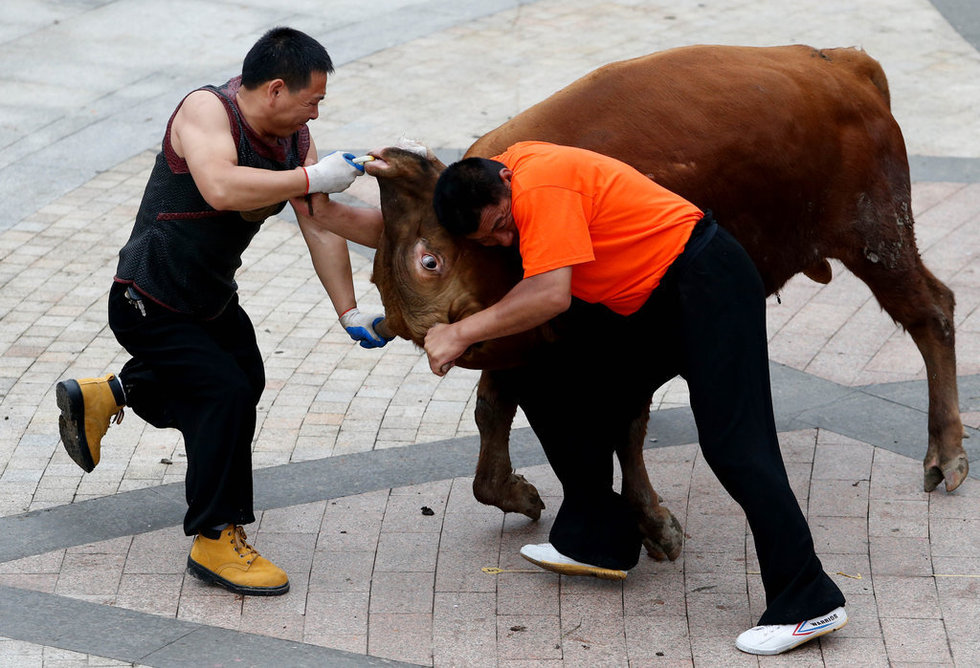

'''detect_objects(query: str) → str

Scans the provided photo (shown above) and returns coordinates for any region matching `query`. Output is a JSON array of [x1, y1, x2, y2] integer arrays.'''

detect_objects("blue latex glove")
[[343, 152, 368, 173], [340, 307, 391, 349]]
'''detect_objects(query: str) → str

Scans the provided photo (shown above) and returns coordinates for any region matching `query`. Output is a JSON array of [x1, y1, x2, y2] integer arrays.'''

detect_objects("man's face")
[[269, 71, 327, 136], [468, 195, 517, 247]]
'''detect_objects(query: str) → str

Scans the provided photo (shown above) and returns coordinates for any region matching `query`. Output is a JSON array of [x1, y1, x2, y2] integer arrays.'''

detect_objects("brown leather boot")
[[56, 374, 125, 472], [187, 525, 289, 596]]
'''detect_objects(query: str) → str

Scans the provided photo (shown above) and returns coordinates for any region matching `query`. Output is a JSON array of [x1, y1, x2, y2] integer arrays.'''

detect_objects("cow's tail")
[[820, 47, 891, 108]]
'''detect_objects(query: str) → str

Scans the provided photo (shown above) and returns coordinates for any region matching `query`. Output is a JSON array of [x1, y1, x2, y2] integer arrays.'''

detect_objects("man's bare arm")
[[424, 267, 572, 374], [172, 91, 308, 211]]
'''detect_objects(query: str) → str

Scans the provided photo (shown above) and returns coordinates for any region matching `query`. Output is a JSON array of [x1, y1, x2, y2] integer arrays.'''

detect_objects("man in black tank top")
[[54, 27, 388, 597]]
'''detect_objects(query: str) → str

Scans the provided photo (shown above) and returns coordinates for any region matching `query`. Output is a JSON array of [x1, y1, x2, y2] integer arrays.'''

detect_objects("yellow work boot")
[[56, 374, 125, 473], [187, 525, 289, 596]]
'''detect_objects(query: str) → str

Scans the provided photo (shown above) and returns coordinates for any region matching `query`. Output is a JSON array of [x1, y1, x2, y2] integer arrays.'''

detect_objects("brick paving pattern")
[[0, 0, 978, 665]]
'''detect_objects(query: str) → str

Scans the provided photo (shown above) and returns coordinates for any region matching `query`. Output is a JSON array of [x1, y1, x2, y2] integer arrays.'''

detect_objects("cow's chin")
[[363, 158, 389, 176]]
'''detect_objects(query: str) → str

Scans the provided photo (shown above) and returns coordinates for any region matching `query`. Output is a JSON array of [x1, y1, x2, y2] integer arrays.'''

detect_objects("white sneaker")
[[519, 543, 627, 580], [736, 606, 847, 655]]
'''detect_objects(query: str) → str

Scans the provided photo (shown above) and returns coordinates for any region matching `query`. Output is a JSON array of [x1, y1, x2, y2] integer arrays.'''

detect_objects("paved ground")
[[0, 0, 979, 666]]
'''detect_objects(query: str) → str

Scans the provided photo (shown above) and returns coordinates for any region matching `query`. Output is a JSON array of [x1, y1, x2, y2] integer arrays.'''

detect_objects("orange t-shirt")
[[492, 141, 702, 316]]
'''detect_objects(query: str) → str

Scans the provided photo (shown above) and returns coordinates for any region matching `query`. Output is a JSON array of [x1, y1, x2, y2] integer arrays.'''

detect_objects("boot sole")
[[186, 557, 290, 596], [520, 553, 627, 580], [56, 380, 95, 473]]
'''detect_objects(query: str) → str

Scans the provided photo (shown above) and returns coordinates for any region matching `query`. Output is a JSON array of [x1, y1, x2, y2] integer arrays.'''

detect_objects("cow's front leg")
[[472, 369, 545, 519], [618, 406, 684, 561]]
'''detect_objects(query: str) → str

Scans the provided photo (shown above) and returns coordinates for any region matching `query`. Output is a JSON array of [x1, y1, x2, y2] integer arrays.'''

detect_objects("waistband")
[[653, 211, 718, 293], [677, 211, 718, 268]]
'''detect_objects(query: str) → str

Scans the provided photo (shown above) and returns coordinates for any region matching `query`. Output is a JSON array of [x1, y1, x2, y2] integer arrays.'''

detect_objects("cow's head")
[[365, 145, 547, 369]]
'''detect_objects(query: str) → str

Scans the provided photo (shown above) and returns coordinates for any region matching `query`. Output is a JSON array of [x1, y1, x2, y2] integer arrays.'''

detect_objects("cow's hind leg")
[[472, 369, 545, 519], [904, 267, 966, 492], [839, 198, 965, 492], [618, 404, 684, 561]]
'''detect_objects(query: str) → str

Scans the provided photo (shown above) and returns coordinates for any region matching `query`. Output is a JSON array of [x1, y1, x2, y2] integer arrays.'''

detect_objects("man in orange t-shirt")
[[427, 142, 846, 656]]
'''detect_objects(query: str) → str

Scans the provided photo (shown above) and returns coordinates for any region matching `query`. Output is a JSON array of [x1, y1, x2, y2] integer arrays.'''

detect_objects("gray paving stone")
[[880, 616, 953, 663]]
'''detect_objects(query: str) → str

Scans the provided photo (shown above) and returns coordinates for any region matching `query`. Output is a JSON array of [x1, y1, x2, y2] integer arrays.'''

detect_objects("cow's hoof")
[[475, 473, 544, 520], [510, 473, 545, 520], [639, 507, 684, 562], [923, 453, 969, 493]]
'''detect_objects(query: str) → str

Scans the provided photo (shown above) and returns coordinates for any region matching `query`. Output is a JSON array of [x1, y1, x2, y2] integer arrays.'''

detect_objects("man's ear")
[[499, 167, 513, 185], [267, 78, 286, 102]]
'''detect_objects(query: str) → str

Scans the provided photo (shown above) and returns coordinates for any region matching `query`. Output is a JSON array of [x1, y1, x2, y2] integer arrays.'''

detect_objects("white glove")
[[303, 151, 365, 194], [340, 307, 391, 349]]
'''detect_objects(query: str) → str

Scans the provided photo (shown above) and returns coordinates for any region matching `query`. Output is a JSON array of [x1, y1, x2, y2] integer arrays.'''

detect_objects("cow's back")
[[466, 44, 908, 293]]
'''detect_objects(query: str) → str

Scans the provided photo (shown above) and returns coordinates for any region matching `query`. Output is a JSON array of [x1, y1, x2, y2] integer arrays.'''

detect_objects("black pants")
[[108, 282, 264, 535], [517, 217, 845, 624]]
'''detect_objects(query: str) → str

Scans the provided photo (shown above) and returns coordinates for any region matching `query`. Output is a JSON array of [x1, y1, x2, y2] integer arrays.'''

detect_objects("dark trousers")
[[516, 333, 649, 570], [108, 282, 264, 535], [517, 217, 844, 624]]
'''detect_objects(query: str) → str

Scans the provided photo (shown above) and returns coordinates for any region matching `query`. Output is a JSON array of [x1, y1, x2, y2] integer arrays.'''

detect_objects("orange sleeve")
[[512, 185, 595, 279]]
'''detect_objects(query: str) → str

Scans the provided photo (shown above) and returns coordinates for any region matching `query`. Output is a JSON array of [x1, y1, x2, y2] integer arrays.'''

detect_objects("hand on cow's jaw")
[[424, 322, 468, 376], [423, 266, 574, 376]]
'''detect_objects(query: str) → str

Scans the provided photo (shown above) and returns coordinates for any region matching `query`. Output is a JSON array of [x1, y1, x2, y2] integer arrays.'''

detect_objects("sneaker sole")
[[520, 553, 627, 580], [736, 618, 848, 655], [56, 380, 95, 473], [186, 557, 290, 597]]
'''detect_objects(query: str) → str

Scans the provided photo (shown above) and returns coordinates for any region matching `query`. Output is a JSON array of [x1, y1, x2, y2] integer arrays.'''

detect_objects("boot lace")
[[229, 525, 260, 565], [94, 408, 124, 442]]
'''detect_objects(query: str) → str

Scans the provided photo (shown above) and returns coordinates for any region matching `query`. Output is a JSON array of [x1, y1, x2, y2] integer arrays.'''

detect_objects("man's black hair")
[[433, 158, 509, 236], [241, 26, 334, 92]]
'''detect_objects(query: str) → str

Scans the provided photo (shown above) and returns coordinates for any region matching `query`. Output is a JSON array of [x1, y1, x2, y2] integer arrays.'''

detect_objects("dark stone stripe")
[[931, 0, 980, 51], [0, 585, 416, 667]]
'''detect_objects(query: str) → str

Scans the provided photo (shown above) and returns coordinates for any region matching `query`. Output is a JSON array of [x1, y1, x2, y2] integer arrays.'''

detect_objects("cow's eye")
[[420, 254, 439, 271]]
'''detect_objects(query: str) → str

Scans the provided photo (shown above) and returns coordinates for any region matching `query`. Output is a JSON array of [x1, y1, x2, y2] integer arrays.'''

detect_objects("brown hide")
[[369, 44, 965, 492], [466, 44, 907, 295]]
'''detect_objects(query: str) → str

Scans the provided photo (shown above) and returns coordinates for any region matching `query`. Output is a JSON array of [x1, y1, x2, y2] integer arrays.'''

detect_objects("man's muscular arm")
[[171, 91, 309, 211]]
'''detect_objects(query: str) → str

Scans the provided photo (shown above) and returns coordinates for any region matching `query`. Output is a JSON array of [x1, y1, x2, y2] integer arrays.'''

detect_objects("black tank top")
[[115, 76, 310, 318]]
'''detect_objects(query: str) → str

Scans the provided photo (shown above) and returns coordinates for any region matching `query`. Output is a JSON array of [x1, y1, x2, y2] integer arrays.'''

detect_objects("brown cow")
[[366, 45, 966, 552]]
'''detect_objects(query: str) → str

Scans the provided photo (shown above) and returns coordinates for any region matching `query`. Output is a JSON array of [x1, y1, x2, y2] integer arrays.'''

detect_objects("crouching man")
[[56, 27, 388, 596]]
